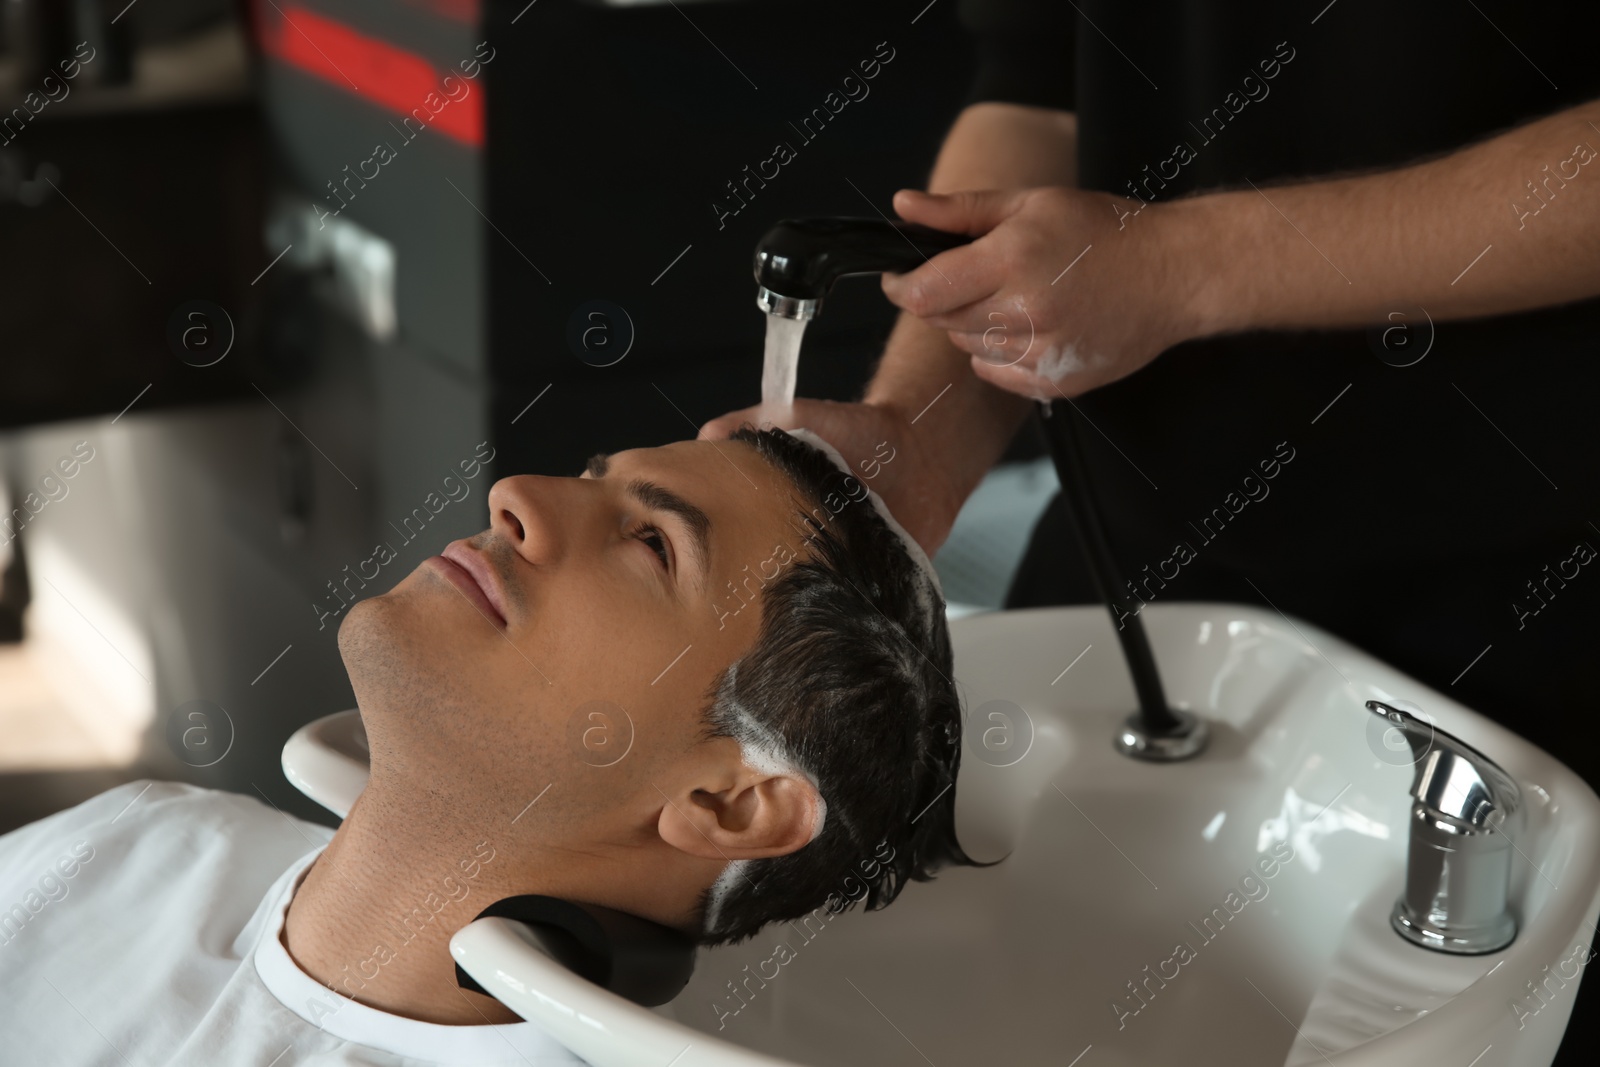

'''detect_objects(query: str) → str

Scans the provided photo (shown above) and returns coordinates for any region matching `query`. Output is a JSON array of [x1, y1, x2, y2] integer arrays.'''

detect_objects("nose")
[[488, 474, 592, 565]]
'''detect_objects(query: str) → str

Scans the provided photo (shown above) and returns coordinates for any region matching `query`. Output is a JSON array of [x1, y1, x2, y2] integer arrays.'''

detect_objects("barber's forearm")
[[866, 103, 1078, 497], [1177, 98, 1600, 338]]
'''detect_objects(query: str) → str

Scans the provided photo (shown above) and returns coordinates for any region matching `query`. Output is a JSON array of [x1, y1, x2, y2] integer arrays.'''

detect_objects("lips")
[[435, 543, 509, 629]]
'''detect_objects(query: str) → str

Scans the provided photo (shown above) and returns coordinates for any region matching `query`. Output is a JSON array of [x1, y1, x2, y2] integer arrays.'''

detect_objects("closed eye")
[[630, 521, 670, 569]]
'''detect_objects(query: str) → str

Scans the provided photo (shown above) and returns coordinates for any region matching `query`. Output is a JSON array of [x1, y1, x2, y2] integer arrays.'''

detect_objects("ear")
[[657, 742, 823, 862]]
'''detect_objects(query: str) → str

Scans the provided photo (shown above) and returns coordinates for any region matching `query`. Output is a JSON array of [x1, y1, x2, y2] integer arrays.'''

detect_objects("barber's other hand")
[[697, 397, 965, 557], [881, 187, 1206, 400]]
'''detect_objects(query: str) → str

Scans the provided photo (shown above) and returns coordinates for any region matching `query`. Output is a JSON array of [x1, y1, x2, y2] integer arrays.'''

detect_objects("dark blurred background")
[[0, 0, 1045, 831]]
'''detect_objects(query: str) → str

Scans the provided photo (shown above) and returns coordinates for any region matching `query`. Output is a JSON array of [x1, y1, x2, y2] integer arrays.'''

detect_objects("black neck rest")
[[454, 895, 698, 1008]]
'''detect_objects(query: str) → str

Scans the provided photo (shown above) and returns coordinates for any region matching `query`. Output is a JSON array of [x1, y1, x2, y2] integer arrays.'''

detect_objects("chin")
[[336, 582, 495, 739], [335, 593, 392, 667], [333, 600, 383, 697], [336, 589, 438, 711]]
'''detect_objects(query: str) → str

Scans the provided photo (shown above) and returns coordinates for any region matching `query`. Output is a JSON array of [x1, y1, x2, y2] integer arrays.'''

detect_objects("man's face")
[[337, 439, 810, 849]]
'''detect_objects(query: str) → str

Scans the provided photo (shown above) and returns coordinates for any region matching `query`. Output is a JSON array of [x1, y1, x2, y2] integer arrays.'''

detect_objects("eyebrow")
[[584, 452, 713, 591]]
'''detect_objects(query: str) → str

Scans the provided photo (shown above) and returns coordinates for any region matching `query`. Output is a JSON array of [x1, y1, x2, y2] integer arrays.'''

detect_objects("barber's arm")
[[883, 97, 1600, 402], [700, 101, 1076, 556]]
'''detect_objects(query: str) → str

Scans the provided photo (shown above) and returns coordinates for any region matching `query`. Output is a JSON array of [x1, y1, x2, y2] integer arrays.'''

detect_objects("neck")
[[281, 787, 525, 1025], [281, 780, 714, 1026]]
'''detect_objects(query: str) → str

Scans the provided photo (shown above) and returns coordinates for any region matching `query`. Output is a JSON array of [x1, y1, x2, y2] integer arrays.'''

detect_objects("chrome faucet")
[[1367, 699, 1522, 954]]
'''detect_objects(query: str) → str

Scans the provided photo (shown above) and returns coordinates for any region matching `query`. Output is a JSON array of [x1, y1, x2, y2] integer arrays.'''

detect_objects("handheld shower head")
[[753, 217, 971, 320]]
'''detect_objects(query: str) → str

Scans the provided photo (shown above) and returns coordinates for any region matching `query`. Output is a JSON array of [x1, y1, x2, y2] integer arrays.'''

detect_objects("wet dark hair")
[[694, 426, 980, 946]]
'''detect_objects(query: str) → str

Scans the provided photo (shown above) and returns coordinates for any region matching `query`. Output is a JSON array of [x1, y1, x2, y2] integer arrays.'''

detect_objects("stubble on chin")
[[337, 587, 441, 722]]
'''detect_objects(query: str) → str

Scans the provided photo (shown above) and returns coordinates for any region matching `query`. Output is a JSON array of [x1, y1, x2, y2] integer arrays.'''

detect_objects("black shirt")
[[957, 0, 1600, 581]]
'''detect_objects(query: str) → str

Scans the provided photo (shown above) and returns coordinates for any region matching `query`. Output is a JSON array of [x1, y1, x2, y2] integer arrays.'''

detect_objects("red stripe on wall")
[[252, 1, 484, 147]]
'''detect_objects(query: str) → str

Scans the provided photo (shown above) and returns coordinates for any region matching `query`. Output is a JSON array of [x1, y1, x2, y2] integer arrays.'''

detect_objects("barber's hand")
[[697, 397, 965, 557], [880, 187, 1204, 400]]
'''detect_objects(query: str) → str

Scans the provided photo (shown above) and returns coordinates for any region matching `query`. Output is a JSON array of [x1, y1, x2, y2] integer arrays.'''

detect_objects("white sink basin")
[[632, 603, 1600, 1067], [293, 602, 1600, 1066]]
